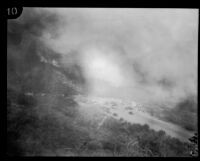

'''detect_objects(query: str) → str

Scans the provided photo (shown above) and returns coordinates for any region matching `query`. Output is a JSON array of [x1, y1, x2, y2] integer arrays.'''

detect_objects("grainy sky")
[[34, 8, 198, 105]]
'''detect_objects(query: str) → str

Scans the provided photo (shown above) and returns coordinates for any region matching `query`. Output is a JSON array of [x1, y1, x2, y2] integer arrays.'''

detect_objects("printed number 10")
[[7, 7, 18, 16]]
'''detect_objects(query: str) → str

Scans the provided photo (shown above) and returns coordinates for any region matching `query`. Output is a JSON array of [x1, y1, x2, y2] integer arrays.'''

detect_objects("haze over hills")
[[7, 8, 198, 156]]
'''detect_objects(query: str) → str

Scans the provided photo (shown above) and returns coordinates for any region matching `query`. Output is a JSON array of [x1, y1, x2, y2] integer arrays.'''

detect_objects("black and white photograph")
[[7, 8, 198, 157]]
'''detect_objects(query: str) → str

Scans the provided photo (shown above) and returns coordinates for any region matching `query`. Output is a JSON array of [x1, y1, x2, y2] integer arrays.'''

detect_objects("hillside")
[[7, 65, 196, 156]]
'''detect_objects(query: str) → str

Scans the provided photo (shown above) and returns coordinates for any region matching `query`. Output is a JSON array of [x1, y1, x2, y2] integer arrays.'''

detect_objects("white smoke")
[[39, 8, 198, 105]]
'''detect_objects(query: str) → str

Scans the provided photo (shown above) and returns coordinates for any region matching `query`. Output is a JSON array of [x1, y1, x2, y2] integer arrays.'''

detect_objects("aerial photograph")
[[7, 8, 198, 157]]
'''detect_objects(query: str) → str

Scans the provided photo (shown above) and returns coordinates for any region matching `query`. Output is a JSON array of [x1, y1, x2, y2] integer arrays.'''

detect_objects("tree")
[[188, 133, 198, 157]]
